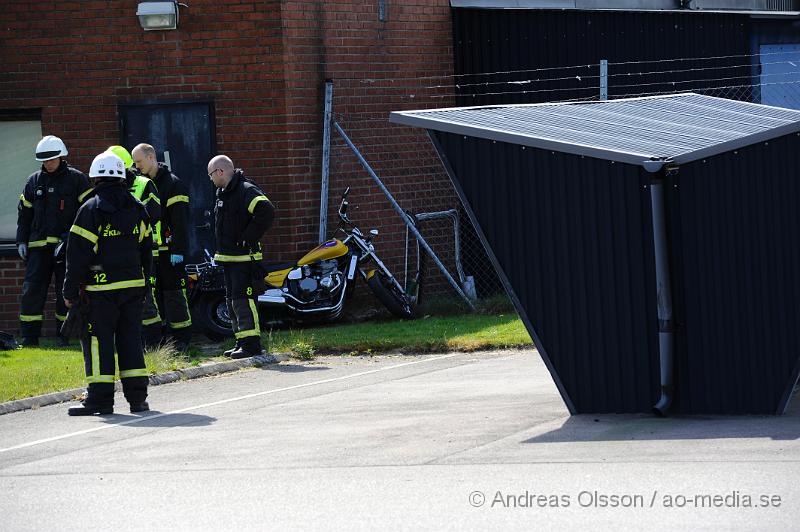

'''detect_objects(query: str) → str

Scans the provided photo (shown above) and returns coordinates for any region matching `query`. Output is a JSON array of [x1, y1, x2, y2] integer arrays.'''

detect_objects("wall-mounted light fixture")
[[137, 2, 185, 31]]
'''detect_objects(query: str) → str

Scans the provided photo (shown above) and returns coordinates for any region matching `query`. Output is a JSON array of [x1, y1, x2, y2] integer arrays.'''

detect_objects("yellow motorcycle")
[[189, 187, 421, 339]]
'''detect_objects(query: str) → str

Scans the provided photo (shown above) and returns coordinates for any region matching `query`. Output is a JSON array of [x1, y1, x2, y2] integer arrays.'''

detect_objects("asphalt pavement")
[[1, 349, 798, 530]]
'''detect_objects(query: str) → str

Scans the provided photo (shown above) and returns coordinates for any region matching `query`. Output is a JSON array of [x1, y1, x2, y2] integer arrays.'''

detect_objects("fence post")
[[319, 80, 334, 243], [600, 59, 608, 100]]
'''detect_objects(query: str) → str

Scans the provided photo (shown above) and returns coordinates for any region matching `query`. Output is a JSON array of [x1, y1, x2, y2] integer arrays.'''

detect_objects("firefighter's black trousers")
[[223, 262, 262, 351], [150, 253, 192, 344], [81, 288, 148, 407], [20, 244, 67, 338], [140, 269, 162, 349]]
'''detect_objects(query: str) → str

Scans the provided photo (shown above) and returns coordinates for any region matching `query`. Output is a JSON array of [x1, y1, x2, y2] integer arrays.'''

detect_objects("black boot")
[[20, 337, 39, 347], [229, 338, 264, 359], [229, 348, 264, 359], [68, 402, 113, 416], [223, 341, 242, 357], [129, 401, 150, 413]]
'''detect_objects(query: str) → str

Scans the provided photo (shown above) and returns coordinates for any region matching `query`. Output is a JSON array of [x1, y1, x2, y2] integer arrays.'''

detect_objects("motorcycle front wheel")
[[194, 294, 234, 341], [367, 271, 416, 319]]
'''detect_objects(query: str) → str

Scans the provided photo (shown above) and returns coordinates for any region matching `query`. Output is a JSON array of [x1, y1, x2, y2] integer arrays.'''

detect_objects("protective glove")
[[170, 254, 184, 266], [17, 243, 27, 261]]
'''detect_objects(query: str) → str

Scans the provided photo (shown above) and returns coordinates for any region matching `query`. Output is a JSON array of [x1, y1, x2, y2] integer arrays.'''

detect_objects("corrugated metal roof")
[[390, 93, 800, 169]]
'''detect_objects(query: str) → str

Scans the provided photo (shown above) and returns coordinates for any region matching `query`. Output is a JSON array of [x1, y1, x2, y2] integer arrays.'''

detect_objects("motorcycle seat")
[[262, 261, 296, 274]]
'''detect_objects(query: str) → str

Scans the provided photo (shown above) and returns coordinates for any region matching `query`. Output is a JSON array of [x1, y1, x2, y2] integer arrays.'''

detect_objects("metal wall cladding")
[[433, 131, 660, 414], [668, 133, 800, 414], [452, 9, 752, 105]]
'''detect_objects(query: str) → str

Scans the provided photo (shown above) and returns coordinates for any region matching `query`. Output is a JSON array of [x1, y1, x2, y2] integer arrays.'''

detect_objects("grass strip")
[[0, 313, 531, 402]]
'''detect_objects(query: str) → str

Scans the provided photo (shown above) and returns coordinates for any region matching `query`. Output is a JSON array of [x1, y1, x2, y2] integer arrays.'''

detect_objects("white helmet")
[[35, 135, 68, 162], [89, 152, 126, 180]]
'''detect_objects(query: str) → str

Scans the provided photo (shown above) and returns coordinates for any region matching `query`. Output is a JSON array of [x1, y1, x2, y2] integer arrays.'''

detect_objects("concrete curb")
[[0, 352, 292, 416]]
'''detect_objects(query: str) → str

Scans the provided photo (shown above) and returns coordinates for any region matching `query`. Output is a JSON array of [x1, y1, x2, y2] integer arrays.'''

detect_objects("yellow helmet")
[[106, 145, 133, 169]]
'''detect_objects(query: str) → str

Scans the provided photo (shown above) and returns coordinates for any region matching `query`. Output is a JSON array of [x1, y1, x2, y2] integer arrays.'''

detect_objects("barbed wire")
[[346, 48, 800, 84], [327, 71, 800, 103], [432, 60, 791, 91]]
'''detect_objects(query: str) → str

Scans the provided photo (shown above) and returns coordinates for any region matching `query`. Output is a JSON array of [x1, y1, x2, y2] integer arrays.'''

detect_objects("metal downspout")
[[649, 164, 677, 416]]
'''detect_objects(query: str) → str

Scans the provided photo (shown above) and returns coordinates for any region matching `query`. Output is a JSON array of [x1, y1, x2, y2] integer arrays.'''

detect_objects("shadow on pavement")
[[100, 412, 216, 428], [524, 395, 800, 443]]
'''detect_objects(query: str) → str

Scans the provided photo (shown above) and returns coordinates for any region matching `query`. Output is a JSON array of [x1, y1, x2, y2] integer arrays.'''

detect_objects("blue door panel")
[[119, 102, 216, 263]]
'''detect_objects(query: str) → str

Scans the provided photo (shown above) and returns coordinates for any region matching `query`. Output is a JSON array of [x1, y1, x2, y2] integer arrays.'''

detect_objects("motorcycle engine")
[[290, 259, 342, 300]]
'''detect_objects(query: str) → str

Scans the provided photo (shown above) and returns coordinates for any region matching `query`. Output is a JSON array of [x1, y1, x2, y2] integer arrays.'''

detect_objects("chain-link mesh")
[[324, 53, 800, 310]]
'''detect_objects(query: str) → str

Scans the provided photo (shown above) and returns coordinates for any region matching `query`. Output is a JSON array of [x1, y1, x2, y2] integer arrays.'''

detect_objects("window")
[[0, 112, 42, 243]]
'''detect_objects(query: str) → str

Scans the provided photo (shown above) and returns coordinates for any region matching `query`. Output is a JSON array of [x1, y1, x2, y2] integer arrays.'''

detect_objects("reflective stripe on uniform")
[[91, 336, 99, 378], [28, 236, 61, 248], [170, 289, 192, 329], [55, 313, 67, 322], [19, 194, 32, 208], [234, 299, 261, 339], [120, 368, 149, 378], [247, 195, 268, 214], [70, 225, 99, 245], [153, 221, 162, 247], [142, 316, 162, 326], [166, 195, 189, 207], [20, 314, 43, 322], [87, 375, 115, 383], [213, 252, 263, 262], [138, 221, 148, 243], [143, 193, 160, 205], [85, 279, 146, 291], [78, 189, 93, 202], [249, 297, 260, 335]]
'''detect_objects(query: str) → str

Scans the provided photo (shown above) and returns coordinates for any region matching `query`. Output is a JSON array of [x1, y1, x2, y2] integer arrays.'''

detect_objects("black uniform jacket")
[[17, 160, 90, 247], [152, 163, 189, 255], [213, 169, 275, 262], [63, 181, 153, 301]]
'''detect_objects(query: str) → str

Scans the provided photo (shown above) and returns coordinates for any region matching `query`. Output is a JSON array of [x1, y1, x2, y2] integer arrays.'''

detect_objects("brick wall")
[[281, 0, 457, 289], [0, 0, 454, 334]]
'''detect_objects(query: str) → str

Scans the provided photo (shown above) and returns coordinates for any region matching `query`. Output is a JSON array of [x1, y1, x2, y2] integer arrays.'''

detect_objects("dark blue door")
[[119, 101, 216, 263]]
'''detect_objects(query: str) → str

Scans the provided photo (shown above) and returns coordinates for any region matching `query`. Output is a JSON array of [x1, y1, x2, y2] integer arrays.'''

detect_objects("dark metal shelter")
[[392, 93, 800, 415]]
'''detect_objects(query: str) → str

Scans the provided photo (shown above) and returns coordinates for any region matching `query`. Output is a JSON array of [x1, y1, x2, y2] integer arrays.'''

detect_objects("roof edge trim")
[[391, 110, 663, 167], [672, 121, 800, 164]]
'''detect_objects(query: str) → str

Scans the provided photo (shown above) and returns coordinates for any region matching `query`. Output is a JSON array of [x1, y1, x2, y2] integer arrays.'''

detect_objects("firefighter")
[[131, 143, 192, 352], [207, 155, 274, 358], [63, 151, 152, 416], [16, 135, 91, 347], [106, 145, 162, 349]]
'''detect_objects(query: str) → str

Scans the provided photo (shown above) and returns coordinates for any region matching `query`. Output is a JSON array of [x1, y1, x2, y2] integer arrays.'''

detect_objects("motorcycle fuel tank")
[[297, 239, 349, 266]]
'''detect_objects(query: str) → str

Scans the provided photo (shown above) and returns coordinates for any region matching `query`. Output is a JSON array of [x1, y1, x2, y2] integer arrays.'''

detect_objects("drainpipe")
[[644, 160, 677, 417]]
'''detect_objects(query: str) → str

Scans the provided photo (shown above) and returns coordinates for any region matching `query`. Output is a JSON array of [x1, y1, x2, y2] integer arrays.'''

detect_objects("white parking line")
[[0, 353, 464, 455]]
